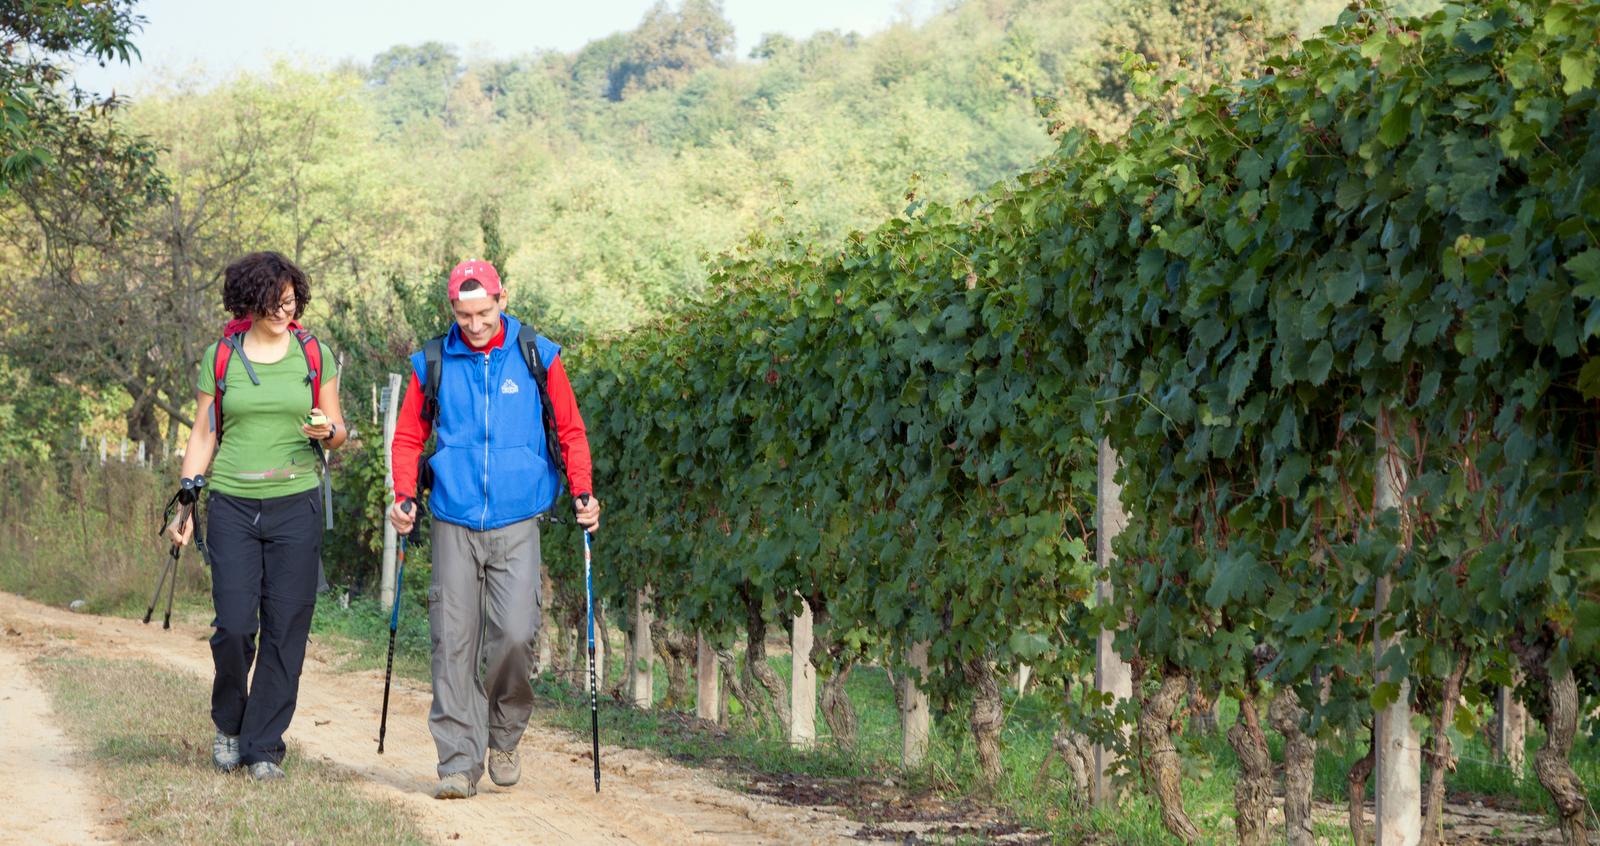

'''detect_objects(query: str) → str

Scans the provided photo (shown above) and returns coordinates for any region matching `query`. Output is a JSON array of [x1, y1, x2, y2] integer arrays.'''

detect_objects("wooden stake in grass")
[[1373, 409, 1421, 846], [788, 596, 816, 749], [901, 640, 931, 769], [1093, 438, 1132, 807], [695, 632, 720, 722], [629, 587, 653, 708]]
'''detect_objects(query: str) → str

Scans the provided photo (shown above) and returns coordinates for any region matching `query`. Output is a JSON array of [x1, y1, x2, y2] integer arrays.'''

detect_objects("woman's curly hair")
[[223, 251, 310, 320]]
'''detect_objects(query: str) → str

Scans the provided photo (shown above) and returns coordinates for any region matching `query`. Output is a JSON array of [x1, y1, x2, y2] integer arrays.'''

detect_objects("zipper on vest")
[[481, 352, 490, 531]]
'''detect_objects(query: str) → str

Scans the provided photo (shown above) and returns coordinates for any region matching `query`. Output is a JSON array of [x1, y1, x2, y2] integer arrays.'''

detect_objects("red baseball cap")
[[447, 259, 503, 301]]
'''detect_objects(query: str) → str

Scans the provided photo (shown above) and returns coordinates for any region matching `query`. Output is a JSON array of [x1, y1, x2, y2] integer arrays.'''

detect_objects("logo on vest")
[[500, 378, 519, 395]]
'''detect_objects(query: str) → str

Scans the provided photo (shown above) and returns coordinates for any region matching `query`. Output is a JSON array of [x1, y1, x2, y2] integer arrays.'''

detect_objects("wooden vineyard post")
[[380, 374, 402, 615], [789, 597, 817, 748], [696, 632, 720, 721], [1498, 687, 1526, 774], [1374, 409, 1421, 846], [629, 587, 654, 708], [1094, 439, 1133, 807], [901, 640, 931, 768]]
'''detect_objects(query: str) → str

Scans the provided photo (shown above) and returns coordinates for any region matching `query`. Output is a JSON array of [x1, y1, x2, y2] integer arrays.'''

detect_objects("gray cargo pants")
[[427, 517, 542, 783]]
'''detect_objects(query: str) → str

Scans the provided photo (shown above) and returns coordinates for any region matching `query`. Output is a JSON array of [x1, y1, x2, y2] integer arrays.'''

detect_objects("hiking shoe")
[[433, 772, 477, 799], [212, 732, 241, 772], [488, 748, 520, 787], [248, 761, 286, 781]]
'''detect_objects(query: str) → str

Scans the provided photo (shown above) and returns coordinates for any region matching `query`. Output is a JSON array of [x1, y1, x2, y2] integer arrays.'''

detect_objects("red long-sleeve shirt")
[[390, 323, 593, 503]]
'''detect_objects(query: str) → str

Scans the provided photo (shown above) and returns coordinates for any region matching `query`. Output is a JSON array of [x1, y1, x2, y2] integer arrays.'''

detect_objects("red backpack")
[[209, 317, 332, 528]]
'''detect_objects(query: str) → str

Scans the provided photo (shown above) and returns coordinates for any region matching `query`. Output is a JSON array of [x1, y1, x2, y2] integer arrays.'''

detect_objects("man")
[[388, 258, 601, 799]]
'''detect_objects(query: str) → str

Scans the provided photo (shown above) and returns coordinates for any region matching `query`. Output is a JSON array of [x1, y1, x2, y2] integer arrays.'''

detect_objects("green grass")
[[39, 653, 430, 846], [528, 654, 1599, 845], [310, 592, 433, 681]]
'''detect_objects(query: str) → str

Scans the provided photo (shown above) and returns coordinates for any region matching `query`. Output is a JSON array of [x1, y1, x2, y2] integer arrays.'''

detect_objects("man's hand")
[[575, 494, 601, 533], [388, 499, 417, 534]]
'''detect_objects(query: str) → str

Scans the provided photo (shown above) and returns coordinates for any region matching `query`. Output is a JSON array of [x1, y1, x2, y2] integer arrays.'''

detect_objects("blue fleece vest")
[[410, 314, 563, 531]]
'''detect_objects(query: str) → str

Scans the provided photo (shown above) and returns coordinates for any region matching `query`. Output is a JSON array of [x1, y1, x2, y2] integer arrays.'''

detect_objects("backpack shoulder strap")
[[293, 329, 323, 408], [209, 340, 230, 436], [421, 335, 446, 424], [413, 334, 448, 501], [516, 328, 567, 494], [292, 329, 333, 531], [518, 331, 548, 383], [222, 332, 260, 386]]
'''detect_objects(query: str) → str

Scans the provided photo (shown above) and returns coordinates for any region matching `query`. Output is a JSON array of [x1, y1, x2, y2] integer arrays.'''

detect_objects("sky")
[[72, 0, 933, 94]]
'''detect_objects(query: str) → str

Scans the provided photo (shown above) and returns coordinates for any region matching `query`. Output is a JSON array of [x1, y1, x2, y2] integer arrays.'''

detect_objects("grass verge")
[[39, 652, 430, 846], [531, 654, 1596, 845]]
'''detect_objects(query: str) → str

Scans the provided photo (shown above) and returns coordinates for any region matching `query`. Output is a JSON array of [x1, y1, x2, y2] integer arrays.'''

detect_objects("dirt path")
[[0, 628, 118, 846], [0, 591, 871, 845]]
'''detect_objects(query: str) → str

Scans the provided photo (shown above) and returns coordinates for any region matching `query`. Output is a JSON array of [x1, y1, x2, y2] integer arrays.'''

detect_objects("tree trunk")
[[808, 596, 858, 751], [1348, 737, 1376, 846], [1036, 676, 1095, 801], [123, 381, 163, 456], [1269, 689, 1317, 846], [1187, 677, 1221, 735], [1141, 670, 1201, 844], [820, 662, 858, 751], [1421, 654, 1470, 846], [1533, 663, 1591, 846], [964, 657, 1005, 790], [651, 618, 692, 710], [1227, 694, 1273, 846], [741, 587, 790, 733], [1037, 729, 1095, 801]]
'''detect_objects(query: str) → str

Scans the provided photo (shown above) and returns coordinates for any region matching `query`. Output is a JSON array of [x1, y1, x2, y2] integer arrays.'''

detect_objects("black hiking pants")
[[205, 488, 323, 766]]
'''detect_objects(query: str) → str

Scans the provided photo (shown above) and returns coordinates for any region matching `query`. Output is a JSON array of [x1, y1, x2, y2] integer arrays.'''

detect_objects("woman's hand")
[[166, 507, 195, 546], [301, 407, 334, 440]]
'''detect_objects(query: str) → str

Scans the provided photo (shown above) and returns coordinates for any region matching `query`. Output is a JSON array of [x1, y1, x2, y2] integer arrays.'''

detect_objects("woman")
[[170, 250, 347, 781]]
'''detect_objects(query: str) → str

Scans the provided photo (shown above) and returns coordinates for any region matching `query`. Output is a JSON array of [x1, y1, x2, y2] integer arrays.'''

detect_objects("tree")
[[1065, 0, 1292, 135], [366, 42, 462, 129], [2, 1, 146, 190], [2, 0, 165, 234], [610, 0, 735, 99], [2, 67, 425, 452]]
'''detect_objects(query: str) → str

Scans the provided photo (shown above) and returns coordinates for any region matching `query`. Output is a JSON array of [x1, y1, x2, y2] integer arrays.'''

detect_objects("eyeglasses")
[[265, 297, 298, 317]]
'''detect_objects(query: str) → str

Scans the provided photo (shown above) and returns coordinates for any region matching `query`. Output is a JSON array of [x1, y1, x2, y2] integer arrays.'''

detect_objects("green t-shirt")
[[198, 339, 338, 498]]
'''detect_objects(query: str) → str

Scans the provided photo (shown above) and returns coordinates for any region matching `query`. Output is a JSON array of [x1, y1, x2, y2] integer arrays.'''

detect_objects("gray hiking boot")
[[433, 771, 477, 799], [212, 731, 241, 772], [248, 761, 286, 781], [488, 748, 520, 787]]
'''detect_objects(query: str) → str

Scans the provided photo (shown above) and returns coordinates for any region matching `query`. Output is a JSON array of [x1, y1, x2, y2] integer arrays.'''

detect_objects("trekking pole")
[[161, 538, 179, 629], [143, 546, 176, 626], [147, 476, 201, 627], [378, 498, 415, 754], [582, 493, 600, 793]]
